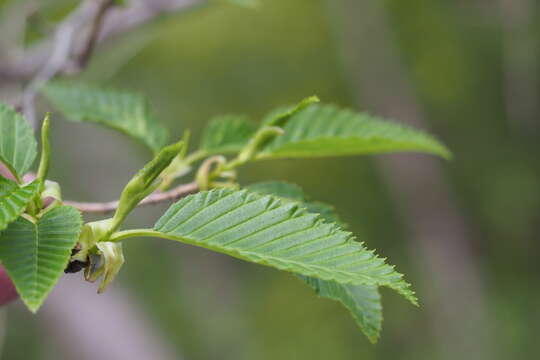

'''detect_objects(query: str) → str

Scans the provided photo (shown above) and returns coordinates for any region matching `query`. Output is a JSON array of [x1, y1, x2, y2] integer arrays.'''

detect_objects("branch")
[[64, 181, 198, 214], [21, 0, 115, 126], [0, 0, 205, 84]]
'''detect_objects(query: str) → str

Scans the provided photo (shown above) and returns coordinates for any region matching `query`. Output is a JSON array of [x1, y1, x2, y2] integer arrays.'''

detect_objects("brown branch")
[[64, 181, 198, 214]]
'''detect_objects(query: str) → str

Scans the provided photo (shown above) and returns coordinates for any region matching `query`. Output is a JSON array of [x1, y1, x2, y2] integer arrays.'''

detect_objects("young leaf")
[[257, 104, 451, 160], [0, 206, 82, 312], [248, 181, 383, 342], [300, 277, 382, 343], [0, 177, 40, 231], [42, 82, 168, 153], [149, 189, 417, 304], [0, 104, 38, 180], [200, 115, 257, 155]]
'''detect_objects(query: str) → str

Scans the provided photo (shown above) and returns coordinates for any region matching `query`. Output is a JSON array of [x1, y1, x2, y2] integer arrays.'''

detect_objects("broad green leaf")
[[0, 177, 40, 231], [248, 181, 382, 341], [247, 181, 343, 225], [301, 276, 382, 343], [0, 206, 82, 312], [200, 115, 257, 155], [0, 104, 38, 179], [153, 189, 417, 304], [257, 104, 451, 160], [42, 82, 168, 153]]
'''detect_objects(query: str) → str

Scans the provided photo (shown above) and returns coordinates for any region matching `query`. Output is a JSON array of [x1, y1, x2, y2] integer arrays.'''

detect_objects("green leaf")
[[0, 177, 40, 232], [0, 104, 38, 180], [42, 82, 168, 153], [257, 104, 451, 160], [248, 181, 383, 341], [0, 206, 82, 312], [301, 276, 382, 343], [200, 115, 257, 155], [152, 189, 417, 304]]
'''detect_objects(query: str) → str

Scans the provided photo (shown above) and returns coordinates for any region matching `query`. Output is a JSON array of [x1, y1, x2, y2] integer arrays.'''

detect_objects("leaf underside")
[[258, 104, 451, 160], [42, 82, 168, 153], [301, 276, 382, 343], [0, 104, 37, 178], [0, 177, 40, 232], [200, 115, 257, 155], [0, 206, 82, 312], [248, 181, 381, 341], [154, 189, 417, 305]]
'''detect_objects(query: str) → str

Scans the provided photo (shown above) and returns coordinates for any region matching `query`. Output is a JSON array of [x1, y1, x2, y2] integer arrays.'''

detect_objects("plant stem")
[[109, 229, 166, 242]]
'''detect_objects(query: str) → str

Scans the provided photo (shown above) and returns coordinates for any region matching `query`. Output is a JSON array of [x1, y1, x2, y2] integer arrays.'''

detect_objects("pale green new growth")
[[248, 181, 381, 342], [200, 115, 257, 155], [148, 189, 417, 304], [258, 104, 451, 160], [0, 206, 82, 312], [0, 178, 40, 232], [0, 104, 38, 180], [42, 82, 168, 153]]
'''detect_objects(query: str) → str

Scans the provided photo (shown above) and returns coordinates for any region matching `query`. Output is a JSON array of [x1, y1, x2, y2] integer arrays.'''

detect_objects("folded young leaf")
[[300, 276, 382, 343], [0, 104, 38, 179], [200, 115, 257, 155], [257, 104, 451, 160], [0, 177, 40, 232], [0, 206, 82, 312], [248, 181, 383, 341], [42, 82, 168, 153], [152, 189, 417, 304]]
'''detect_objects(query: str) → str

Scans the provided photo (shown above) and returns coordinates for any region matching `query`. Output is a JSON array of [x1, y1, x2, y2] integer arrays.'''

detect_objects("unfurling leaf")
[[0, 104, 37, 180], [42, 82, 168, 153], [257, 104, 451, 160], [0, 206, 82, 312], [152, 189, 417, 304]]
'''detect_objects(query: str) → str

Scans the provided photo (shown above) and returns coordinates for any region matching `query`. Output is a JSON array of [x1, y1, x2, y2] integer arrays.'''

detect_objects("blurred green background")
[[1, 0, 539, 359]]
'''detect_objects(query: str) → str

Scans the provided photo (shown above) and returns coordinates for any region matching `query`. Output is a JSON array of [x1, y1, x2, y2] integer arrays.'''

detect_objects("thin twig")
[[64, 181, 198, 214]]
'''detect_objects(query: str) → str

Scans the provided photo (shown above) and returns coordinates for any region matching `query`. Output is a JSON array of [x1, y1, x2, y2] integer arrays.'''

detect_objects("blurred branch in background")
[[0, 0, 205, 125], [329, 0, 489, 358], [499, 0, 539, 135]]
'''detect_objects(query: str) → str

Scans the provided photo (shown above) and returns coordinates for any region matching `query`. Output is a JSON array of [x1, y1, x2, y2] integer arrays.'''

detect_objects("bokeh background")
[[0, 0, 539, 359]]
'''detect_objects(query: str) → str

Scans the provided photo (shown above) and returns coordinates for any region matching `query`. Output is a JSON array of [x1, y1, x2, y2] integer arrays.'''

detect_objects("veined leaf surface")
[[42, 82, 168, 153], [0, 177, 40, 232], [0, 206, 82, 312], [257, 104, 451, 160], [248, 181, 382, 342], [152, 189, 416, 304], [200, 115, 256, 155]]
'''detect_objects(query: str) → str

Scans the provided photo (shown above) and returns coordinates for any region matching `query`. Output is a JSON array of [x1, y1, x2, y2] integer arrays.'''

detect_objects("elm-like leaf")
[[257, 104, 451, 160], [248, 181, 383, 342], [152, 189, 417, 304], [0, 206, 82, 312], [42, 82, 168, 153]]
